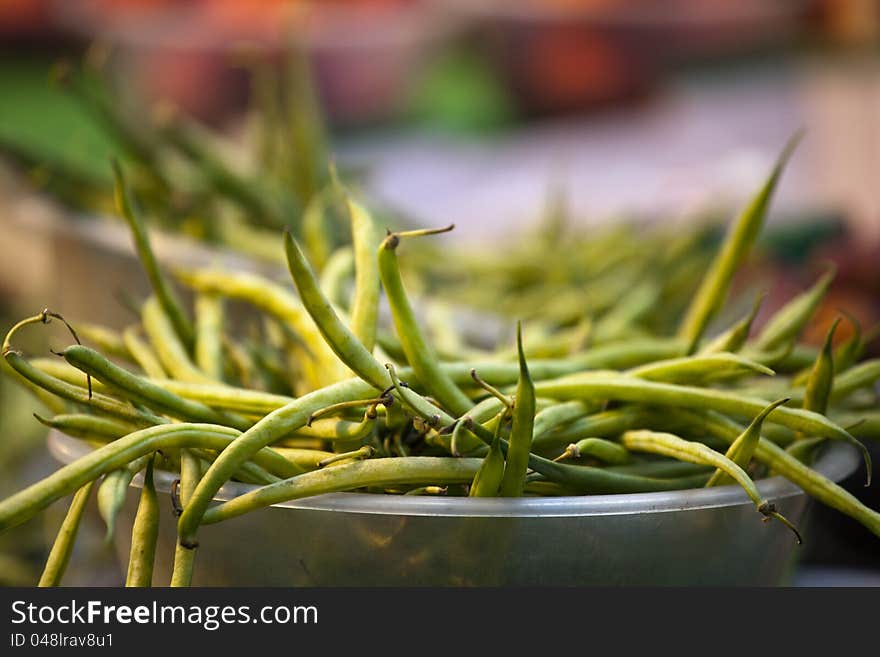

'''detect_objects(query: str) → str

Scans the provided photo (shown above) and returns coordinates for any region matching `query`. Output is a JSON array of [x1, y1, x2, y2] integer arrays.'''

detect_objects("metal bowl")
[[49, 430, 859, 586]]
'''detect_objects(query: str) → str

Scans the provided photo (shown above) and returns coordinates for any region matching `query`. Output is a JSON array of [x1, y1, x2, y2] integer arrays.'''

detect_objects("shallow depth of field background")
[[0, 0, 879, 585]]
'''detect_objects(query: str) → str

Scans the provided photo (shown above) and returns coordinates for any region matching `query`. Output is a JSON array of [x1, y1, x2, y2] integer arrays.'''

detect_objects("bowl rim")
[[48, 430, 859, 518]]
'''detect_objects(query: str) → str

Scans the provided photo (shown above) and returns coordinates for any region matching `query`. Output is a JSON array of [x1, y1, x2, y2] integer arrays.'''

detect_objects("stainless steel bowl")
[[48, 430, 859, 586]]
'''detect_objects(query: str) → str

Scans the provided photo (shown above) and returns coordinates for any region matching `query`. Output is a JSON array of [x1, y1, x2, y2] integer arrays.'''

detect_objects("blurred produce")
[[0, 48, 346, 266], [51, 0, 459, 126], [441, 0, 813, 115]]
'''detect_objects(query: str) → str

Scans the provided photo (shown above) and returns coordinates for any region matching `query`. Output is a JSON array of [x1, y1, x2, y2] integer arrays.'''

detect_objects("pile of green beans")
[[1, 132, 879, 588]]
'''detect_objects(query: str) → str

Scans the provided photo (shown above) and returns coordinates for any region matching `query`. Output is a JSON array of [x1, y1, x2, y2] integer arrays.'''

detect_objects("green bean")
[[170, 449, 202, 587], [753, 268, 835, 352], [33, 413, 137, 442], [1, 355, 67, 414], [37, 481, 96, 587], [803, 318, 840, 416], [377, 226, 472, 416], [440, 339, 687, 387], [29, 358, 295, 416], [5, 349, 158, 427], [151, 380, 292, 416], [61, 345, 251, 431], [706, 398, 789, 487], [113, 162, 193, 349], [195, 293, 225, 380], [555, 438, 630, 465], [627, 352, 774, 384], [498, 324, 535, 497], [678, 132, 802, 351], [126, 454, 159, 587], [122, 326, 166, 379], [318, 247, 355, 308], [202, 457, 484, 524], [532, 374, 856, 443], [347, 197, 383, 352], [469, 428, 506, 497], [532, 401, 591, 441], [470, 369, 513, 411], [699, 292, 764, 354], [0, 423, 303, 532], [97, 454, 150, 542], [284, 230, 388, 388], [621, 430, 801, 542]]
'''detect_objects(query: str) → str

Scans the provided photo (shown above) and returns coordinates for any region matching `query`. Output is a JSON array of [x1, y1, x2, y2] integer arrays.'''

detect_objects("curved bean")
[[691, 410, 880, 537], [621, 430, 801, 542], [377, 226, 472, 416], [5, 350, 159, 427]]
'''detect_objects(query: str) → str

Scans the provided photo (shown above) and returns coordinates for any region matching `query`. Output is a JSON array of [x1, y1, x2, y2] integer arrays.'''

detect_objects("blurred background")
[[0, 0, 879, 585]]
